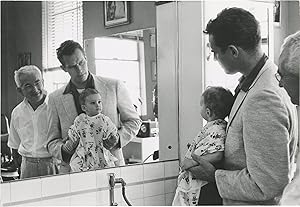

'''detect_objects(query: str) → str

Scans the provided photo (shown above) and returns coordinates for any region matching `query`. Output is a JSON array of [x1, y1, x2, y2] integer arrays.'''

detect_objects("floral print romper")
[[172, 119, 227, 206], [69, 113, 118, 172]]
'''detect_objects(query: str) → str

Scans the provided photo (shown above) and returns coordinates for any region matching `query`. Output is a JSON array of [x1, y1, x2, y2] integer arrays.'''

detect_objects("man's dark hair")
[[204, 7, 261, 53], [202, 86, 234, 119], [56, 40, 85, 66], [79, 88, 100, 106]]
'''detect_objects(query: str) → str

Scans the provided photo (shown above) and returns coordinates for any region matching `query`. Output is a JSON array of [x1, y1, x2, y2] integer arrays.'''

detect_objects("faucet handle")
[[108, 173, 115, 188]]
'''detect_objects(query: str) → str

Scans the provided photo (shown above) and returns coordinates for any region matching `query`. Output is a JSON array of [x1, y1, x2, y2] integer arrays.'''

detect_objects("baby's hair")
[[79, 88, 101, 106], [202, 86, 234, 119]]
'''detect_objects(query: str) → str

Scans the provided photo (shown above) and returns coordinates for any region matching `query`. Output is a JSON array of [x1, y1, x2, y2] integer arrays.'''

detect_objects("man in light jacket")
[[189, 8, 298, 205], [46, 40, 142, 173]]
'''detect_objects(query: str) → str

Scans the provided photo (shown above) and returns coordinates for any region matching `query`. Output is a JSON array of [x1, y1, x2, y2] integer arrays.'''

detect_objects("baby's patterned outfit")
[[172, 119, 227, 206], [69, 113, 118, 172]]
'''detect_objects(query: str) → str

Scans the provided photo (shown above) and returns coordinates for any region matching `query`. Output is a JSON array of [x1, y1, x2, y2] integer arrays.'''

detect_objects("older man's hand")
[[103, 133, 120, 150], [189, 152, 217, 182]]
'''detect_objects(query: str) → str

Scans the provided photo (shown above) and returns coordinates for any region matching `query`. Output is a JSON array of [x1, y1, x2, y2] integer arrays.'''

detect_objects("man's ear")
[[16, 87, 23, 96], [228, 45, 239, 58], [81, 105, 86, 112], [206, 107, 211, 117]]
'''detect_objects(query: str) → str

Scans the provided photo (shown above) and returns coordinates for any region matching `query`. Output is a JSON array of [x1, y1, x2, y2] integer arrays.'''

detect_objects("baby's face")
[[82, 93, 102, 116]]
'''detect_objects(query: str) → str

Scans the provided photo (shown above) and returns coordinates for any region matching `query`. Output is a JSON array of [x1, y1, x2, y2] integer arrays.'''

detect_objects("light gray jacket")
[[46, 74, 142, 173], [215, 60, 298, 205]]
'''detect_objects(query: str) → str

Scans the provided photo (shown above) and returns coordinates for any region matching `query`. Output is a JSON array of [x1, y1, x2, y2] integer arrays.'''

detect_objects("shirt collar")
[[63, 72, 95, 94], [238, 54, 268, 92], [23, 93, 48, 109]]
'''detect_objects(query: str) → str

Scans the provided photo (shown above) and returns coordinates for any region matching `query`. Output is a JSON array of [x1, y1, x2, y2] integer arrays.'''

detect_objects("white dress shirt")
[[8, 96, 51, 158]]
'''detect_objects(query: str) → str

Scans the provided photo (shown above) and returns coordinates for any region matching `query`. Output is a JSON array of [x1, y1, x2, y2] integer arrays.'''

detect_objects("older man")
[[8, 65, 56, 179], [189, 8, 298, 205], [277, 31, 300, 205], [46, 40, 141, 173]]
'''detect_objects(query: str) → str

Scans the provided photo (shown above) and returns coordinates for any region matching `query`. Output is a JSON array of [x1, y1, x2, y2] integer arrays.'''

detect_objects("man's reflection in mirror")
[[7, 65, 56, 179], [46, 40, 141, 174]]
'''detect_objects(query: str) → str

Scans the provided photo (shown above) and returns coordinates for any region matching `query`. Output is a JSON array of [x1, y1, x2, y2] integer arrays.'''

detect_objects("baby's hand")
[[103, 133, 120, 150], [68, 126, 80, 143]]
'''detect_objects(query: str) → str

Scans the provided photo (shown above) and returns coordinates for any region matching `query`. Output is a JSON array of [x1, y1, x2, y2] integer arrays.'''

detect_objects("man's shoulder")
[[245, 63, 293, 111], [248, 61, 280, 95], [48, 85, 67, 99], [11, 100, 26, 115], [94, 75, 119, 85]]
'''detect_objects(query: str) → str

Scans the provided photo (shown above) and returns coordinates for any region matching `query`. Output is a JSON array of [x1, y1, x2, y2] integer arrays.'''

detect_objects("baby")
[[172, 86, 234, 206], [68, 88, 119, 172]]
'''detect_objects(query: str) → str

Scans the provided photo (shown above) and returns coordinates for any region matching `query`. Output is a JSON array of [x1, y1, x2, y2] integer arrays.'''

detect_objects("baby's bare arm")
[[195, 151, 223, 164]]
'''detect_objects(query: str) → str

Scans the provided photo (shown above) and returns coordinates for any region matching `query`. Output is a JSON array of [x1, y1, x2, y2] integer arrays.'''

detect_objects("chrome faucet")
[[108, 173, 130, 206]]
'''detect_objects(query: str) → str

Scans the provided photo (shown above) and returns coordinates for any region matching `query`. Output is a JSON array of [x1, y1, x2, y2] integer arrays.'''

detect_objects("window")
[[42, 1, 83, 93], [94, 36, 146, 115]]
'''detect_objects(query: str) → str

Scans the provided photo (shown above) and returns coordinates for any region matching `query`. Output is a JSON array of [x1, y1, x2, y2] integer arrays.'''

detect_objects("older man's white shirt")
[[8, 96, 51, 158]]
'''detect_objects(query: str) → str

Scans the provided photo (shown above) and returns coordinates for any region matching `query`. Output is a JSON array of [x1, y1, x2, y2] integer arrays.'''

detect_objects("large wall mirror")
[[1, 1, 180, 183]]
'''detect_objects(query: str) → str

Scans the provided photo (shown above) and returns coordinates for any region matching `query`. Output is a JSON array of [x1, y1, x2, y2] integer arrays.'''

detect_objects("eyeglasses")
[[275, 72, 282, 82], [21, 80, 43, 91], [65, 59, 86, 70]]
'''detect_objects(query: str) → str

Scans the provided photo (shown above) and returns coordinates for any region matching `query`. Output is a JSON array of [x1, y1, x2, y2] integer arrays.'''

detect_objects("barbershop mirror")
[[1, 28, 162, 182], [1, 0, 181, 183]]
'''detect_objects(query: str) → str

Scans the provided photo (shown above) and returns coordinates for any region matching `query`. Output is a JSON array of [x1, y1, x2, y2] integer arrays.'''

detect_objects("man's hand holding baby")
[[181, 157, 199, 171], [103, 133, 120, 150]]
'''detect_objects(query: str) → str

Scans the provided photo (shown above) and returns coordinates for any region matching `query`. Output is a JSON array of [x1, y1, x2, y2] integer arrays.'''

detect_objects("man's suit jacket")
[[47, 74, 142, 173], [215, 60, 298, 205]]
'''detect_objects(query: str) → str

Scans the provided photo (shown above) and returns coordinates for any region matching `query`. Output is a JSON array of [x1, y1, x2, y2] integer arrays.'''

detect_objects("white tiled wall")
[[144, 162, 164, 180], [0, 160, 179, 206], [41, 174, 70, 197], [70, 170, 97, 192], [144, 181, 165, 197], [1, 182, 10, 204], [10, 178, 41, 202], [144, 195, 166, 206]]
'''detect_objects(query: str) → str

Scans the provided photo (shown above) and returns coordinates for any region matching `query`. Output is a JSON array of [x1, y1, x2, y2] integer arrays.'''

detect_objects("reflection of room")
[[1, 1, 163, 182]]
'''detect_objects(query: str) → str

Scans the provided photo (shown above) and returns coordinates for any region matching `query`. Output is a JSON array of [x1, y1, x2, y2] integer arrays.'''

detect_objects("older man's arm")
[[115, 81, 142, 148], [215, 90, 296, 202]]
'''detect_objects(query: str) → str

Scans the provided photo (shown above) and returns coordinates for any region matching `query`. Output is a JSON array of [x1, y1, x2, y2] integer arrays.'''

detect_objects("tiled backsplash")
[[1, 160, 179, 206]]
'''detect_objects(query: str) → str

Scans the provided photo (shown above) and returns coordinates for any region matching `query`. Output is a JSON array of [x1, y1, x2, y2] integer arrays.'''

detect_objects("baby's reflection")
[[68, 88, 120, 172]]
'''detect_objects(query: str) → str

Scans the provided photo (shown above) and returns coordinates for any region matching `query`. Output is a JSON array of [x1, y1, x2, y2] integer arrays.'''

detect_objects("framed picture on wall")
[[273, 0, 280, 26], [104, 1, 130, 28]]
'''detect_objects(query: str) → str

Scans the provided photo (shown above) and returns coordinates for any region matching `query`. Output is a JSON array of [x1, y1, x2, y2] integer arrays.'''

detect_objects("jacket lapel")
[[226, 60, 272, 131], [61, 93, 78, 123], [227, 90, 248, 131], [92, 74, 108, 110]]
